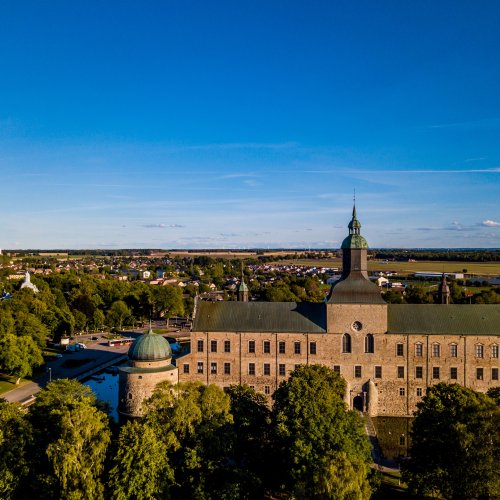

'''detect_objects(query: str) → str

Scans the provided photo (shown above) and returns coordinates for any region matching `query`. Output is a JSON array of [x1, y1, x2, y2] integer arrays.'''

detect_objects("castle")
[[119, 206, 500, 419]]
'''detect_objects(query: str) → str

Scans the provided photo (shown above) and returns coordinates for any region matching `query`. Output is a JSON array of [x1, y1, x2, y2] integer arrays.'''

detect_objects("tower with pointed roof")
[[238, 275, 249, 302], [327, 205, 385, 305], [438, 273, 451, 304]]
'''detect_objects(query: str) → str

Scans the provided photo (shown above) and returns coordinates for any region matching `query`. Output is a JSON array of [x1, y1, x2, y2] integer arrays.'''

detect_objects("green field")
[[274, 258, 500, 277]]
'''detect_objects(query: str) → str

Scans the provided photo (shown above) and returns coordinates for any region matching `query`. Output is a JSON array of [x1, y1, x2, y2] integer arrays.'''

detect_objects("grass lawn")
[[372, 469, 408, 499], [0, 374, 30, 396]]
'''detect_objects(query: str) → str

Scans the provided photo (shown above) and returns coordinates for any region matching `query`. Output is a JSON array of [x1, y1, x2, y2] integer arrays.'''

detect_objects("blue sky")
[[0, 1, 499, 249]]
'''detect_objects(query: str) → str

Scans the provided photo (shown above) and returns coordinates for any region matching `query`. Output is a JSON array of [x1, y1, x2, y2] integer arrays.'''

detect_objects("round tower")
[[118, 327, 178, 418]]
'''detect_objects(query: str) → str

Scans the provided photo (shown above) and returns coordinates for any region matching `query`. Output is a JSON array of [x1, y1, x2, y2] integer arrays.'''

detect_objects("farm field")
[[274, 259, 500, 276]]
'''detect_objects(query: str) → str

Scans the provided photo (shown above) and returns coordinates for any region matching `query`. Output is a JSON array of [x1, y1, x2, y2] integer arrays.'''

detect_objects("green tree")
[[26, 380, 111, 499], [402, 383, 500, 499], [108, 420, 172, 500], [46, 404, 111, 500], [0, 401, 33, 499], [151, 285, 184, 323], [0, 334, 44, 384], [107, 300, 131, 330], [145, 381, 233, 498], [273, 365, 372, 499]]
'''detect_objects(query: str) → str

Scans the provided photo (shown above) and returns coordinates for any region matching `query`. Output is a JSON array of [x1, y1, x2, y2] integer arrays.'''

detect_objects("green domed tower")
[[118, 327, 178, 418], [327, 204, 385, 304]]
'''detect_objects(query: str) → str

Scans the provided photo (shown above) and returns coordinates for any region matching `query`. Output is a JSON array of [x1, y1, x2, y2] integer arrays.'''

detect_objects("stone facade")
[[178, 207, 500, 417], [178, 325, 500, 416], [119, 359, 178, 417]]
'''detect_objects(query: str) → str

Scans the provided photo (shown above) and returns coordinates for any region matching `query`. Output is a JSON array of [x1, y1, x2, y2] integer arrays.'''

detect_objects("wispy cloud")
[[428, 117, 500, 129], [141, 223, 184, 229], [482, 220, 500, 227]]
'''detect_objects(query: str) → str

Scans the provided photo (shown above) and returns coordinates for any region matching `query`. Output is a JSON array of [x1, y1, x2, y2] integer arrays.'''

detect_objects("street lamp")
[[48, 367, 52, 383]]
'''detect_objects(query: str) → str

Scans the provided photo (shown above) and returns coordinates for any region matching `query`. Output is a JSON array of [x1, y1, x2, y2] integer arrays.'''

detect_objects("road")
[[3, 337, 129, 404]]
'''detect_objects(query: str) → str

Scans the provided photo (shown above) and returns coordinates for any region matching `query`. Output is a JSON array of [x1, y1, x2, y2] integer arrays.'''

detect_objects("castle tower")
[[327, 204, 385, 305], [118, 327, 178, 418], [438, 273, 451, 304], [238, 276, 249, 302]]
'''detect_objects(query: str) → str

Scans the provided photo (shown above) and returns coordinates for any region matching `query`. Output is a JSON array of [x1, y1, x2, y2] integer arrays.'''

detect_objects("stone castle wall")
[[119, 361, 178, 417], [178, 325, 500, 416]]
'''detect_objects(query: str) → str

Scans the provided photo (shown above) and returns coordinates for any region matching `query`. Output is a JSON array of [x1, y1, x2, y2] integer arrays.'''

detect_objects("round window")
[[352, 321, 363, 331]]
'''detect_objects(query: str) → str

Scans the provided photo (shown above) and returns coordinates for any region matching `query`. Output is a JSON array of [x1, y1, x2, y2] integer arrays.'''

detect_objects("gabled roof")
[[193, 301, 326, 333], [388, 304, 500, 336]]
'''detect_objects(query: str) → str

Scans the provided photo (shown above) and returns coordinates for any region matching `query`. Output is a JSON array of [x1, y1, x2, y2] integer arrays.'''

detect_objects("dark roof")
[[388, 304, 500, 336], [193, 301, 326, 333], [327, 276, 386, 304]]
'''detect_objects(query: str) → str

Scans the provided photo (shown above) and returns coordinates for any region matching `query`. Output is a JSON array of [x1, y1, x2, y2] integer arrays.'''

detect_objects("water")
[[84, 371, 119, 421]]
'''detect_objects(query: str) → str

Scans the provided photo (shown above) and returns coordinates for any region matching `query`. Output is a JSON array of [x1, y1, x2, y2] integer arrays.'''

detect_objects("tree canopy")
[[402, 383, 500, 499], [273, 364, 372, 499]]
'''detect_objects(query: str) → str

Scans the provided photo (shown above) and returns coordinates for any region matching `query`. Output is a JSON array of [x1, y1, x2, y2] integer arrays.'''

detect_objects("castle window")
[[375, 366, 382, 378], [475, 344, 484, 358], [450, 367, 458, 379], [183, 364, 190, 374], [396, 343, 404, 356], [210, 340, 217, 353], [294, 342, 301, 355], [415, 366, 423, 379], [399, 435, 406, 446], [279, 341, 286, 354], [263, 340, 271, 353], [197, 362, 204, 374], [432, 367, 440, 379], [415, 342, 423, 357], [211, 362, 217, 375], [224, 340, 231, 353], [416, 387, 423, 397], [397, 366, 405, 378], [138, 376, 142, 379], [342, 334, 352, 353], [493, 368, 499, 381], [354, 365, 362, 378], [264, 385, 270, 395], [224, 363, 231, 375], [309, 342, 317, 355], [399, 387, 405, 396], [248, 340, 256, 353], [492, 345, 499, 358], [294, 364, 301, 371], [476, 368, 484, 380], [263, 363, 271, 376], [432, 343, 441, 357], [197, 340, 204, 353], [128, 393, 132, 400], [450, 343, 458, 357], [248, 363, 255, 375], [333, 365, 341, 374], [279, 364, 286, 376], [364, 334, 374, 353]]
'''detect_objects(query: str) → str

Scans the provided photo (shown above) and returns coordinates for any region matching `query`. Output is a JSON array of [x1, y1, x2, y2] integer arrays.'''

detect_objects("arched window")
[[364, 334, 374, 353], [342, 333, 352, 353]]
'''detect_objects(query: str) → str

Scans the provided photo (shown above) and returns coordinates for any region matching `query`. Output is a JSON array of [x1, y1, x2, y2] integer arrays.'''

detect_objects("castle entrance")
[[353, 395, 364, 412]]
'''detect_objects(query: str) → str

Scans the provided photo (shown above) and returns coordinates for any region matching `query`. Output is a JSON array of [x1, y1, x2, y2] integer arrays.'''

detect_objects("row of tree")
[[0, 275, 185, 383], [0, 365, 374, 499]]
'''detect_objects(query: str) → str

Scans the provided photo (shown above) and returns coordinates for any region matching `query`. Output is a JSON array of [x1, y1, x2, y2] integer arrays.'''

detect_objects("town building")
[[178, 206, 500, 417]]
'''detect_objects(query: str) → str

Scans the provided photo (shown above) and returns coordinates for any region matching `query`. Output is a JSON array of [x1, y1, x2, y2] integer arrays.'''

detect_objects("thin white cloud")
[[141, 224, 185, 229], [482, 220, 500, 227]]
